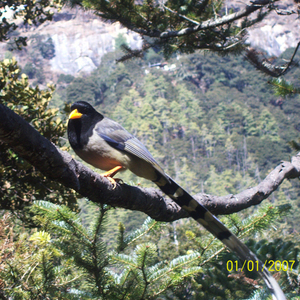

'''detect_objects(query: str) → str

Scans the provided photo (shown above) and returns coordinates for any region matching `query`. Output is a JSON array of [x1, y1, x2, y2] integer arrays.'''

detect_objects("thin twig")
[[279, 41, 300, 76], [162, 4, 200, 25]]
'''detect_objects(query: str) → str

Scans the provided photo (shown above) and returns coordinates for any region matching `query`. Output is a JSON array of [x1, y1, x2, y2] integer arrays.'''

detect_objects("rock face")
[[5, 1, 299, 76], [246, 1, 300, 57], [49, 13, 115, 74], [14, 8, 143, 76]]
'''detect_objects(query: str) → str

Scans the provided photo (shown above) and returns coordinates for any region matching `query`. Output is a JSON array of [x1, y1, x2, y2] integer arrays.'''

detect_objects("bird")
[[68, 101, 286, 300]]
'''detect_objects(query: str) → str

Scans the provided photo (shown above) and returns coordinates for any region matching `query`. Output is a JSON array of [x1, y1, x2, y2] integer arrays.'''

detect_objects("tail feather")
[[154, 174, 286, 300]]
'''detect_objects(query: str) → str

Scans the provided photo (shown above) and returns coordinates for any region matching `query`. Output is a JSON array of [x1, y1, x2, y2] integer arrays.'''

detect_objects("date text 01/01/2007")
[[226, 260, 296, 272]]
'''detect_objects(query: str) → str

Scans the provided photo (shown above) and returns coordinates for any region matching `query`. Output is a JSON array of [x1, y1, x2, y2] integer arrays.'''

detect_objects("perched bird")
[[68, 101, 285, 300]]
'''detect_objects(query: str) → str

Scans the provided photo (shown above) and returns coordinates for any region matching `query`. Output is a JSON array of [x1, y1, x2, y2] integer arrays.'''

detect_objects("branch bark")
[[1, 103, 299, 222], [245, 42, 300, 77]]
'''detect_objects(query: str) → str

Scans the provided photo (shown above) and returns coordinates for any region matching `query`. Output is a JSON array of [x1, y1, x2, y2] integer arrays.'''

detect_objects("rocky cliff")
[[245, 0, 299, 57], [25, 8, 141, 75]]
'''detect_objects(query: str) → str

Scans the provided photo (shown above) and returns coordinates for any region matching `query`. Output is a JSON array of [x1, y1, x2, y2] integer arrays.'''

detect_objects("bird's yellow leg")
[[101, 166, 123, 188]]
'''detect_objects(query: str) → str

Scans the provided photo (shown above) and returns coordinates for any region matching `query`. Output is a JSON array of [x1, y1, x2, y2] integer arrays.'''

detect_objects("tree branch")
[[1, 103, 299, 222], [195, 158, 300, 215], [159, 0, 277, 38], [109, 0, 277, 39], [245, 42, 300, 77], [96, 0, 277, 40]]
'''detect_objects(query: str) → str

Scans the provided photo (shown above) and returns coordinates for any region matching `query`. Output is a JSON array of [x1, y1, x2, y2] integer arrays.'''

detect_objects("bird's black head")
[[68, 101, 104, 150], [69, 101, 102, 118]]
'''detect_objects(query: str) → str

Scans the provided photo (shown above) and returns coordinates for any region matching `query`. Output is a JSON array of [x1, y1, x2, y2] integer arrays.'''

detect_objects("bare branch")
[[195, 158, 300, 215], [1, 103, 299, 222], [161, 4, 200, 25], [245, 42, 300, 77]]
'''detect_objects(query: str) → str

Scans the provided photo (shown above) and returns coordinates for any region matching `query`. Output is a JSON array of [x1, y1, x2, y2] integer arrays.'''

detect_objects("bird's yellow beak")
[[69, 109, 83, 119]]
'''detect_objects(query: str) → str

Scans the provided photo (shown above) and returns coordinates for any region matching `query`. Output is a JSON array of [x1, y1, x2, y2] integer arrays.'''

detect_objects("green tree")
[[22, 62, 36, 79], [115, 33, 129, 50], [66, 77, 101, 103], [39, 37, 55, 59], [0, 59, 76, 211]]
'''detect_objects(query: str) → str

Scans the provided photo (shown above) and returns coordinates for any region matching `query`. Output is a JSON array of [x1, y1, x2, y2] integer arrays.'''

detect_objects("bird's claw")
[[105, 176, 117, 189], [104, 177, 123, 189], [101, 166, 123, 189]]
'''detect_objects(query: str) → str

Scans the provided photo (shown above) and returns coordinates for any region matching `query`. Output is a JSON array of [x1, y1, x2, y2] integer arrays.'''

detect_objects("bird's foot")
[[101, 166, 123, 189], [104, 176, 119, 189]]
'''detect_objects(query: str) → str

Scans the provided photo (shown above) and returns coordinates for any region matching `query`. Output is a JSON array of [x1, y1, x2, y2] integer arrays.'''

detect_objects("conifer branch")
[[200, 246, 226, 266], [161, 4, 200, 25], [91, 207, 106, 295], [125, 218, 158, 246], [140, 249, 149, 299], [151, 252, 201, 284], [92, 205, 106, 244], [95, 0, 277, 41], [111, 256, 138, 269], [56, 209, 91, 243], [154, 0, 277, 38], [56, 275, 83, 286]]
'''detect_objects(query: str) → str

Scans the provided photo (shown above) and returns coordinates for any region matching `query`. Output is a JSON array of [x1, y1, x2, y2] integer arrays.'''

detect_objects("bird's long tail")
[[153, 174, 286, 300]]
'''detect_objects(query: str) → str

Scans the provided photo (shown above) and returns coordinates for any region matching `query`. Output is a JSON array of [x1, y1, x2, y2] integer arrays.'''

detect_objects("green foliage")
[[66, 77, 102, 104], [22, 62, 36, 79], [0, 1, 63, 50], [204, 166, 255, 196], [115, 33, 129, 50], [0, 202, 204, 299], [58, 73, 75, 84], [31, 201, 110, 298], [39, 37, 55, 59], [110, 245, 202, 299], [0, 212, 79, 299], [77, 0, 250, 58], [0, 58, 77, 210], [269, 77, 300, 97], [2, 199, 296, 299], [121, 217, 158, 249], [263, 45, 300, 97]]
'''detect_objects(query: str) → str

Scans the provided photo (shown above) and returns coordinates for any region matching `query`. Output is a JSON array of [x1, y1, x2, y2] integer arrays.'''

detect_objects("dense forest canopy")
[[1, 0, 300, 299]]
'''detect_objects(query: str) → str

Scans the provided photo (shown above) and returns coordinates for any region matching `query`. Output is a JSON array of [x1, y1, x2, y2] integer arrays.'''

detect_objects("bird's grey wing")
[[124, 137, 165, 175], [95, 117, 165, 175]]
